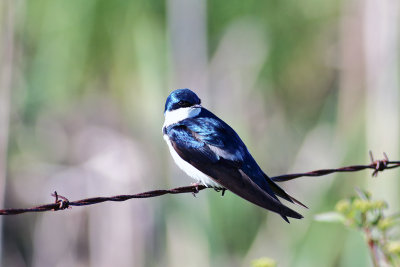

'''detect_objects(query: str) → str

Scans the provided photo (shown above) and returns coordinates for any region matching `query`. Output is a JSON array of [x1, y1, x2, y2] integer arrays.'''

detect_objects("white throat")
[[163, 105, 201, 128]]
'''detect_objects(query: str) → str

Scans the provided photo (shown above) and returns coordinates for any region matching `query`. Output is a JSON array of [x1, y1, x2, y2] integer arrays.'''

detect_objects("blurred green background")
[[0, 0, 399, 266]]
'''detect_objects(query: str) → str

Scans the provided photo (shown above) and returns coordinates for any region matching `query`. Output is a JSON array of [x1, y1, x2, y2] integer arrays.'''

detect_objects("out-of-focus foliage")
[[0, 0, 398, 266], [316, 189, 400, 266], [252, 257, 277, 267]]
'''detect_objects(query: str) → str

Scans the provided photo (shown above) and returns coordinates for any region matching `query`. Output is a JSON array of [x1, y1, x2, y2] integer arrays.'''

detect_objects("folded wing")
[[167, 117, 303, 222]]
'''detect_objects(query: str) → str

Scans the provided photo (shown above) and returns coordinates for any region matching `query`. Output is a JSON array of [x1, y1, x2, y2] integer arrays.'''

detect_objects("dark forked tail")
[[263, 172, 308, 209]]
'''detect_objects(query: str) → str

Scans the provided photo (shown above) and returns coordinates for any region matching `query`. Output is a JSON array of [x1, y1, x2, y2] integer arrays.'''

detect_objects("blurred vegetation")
[[252, 257, 277, 267], [0, 0, 399, 267], [316, 189, 400, 266]]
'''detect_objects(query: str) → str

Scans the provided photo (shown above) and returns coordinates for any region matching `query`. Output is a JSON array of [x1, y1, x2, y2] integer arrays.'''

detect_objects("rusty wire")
[[271, 152, 400, 182], [1, 152, 399, 215]]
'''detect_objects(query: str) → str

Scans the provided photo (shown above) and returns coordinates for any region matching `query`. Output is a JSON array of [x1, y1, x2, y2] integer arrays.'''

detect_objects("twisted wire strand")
[[1, 152, 399, 215]]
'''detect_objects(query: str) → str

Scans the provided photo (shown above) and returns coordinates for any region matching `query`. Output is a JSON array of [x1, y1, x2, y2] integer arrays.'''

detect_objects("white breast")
[[163, 134, 222, 188], [163, 105, 201, 128]]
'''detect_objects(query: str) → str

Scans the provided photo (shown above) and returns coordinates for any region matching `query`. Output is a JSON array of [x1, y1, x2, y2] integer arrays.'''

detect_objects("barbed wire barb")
[[270, 151, 400, 182], [1, 152, 399, 215]]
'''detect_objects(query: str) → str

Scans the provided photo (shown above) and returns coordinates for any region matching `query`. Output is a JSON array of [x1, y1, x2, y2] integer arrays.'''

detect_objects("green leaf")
[[355, 187, 371, 200]]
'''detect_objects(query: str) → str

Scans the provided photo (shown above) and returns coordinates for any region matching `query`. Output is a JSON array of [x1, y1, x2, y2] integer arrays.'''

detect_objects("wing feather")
[[167, 120, 303, 220]]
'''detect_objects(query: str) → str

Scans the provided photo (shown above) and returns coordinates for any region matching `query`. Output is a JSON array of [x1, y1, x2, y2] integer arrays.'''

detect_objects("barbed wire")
[[1, 152, 399, 215], [271, 152, 400, 182]]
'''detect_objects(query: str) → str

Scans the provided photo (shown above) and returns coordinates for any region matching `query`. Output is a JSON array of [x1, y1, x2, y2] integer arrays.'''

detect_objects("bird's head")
[[164, 89, 202, 114]]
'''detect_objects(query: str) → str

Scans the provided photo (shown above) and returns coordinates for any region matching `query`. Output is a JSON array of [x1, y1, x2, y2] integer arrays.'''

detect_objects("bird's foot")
[[214, 188, 226, 196], [191, 182, 201, 197]]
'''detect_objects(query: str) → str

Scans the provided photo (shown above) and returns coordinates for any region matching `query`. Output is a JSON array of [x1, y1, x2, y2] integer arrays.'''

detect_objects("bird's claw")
[[191, 183, 200, 197], [214, 188, 226, 196]]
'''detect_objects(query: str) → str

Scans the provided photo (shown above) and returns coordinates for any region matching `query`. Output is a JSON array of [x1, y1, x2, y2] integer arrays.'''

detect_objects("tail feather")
[[280, 215, 290, 223], [264, 173, 308, 209], [288, 194, 308, 209]]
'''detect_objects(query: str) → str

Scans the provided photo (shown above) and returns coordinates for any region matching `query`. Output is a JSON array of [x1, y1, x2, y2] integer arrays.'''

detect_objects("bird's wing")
[[167, 117, 303, 221]]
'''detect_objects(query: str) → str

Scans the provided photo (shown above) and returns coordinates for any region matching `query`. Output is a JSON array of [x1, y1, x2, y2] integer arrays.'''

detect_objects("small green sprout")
[[378, 218, 394, 231], [251, 257, 277, 267], [352, 199, 373, 213], [335, 199, 351, 214], [386, 241, 400, 256]]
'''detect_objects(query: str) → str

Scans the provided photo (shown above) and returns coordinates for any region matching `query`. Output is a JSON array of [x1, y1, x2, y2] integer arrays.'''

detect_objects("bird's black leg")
[[214, 188, 226, 196], [191, 183, 200, 197], [221, 188, 226, 196]]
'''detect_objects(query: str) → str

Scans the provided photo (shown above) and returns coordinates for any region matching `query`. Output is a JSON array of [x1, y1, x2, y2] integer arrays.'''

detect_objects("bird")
[[162, 88, 306, 222]]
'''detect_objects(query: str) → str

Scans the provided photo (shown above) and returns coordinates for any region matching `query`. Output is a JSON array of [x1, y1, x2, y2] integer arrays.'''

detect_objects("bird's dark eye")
[[178, 100, 191, 107]]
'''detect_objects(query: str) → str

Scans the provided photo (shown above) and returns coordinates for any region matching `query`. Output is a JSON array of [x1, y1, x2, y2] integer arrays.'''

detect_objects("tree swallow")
[[162, 89, 306, 222]]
